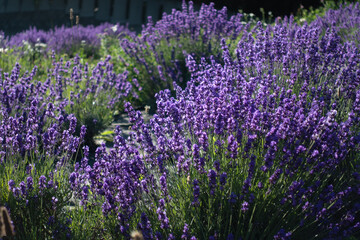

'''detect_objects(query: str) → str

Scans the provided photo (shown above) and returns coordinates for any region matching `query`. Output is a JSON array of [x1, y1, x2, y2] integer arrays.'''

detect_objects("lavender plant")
[[311, 2, 360, 45], [1, 1, 360, 239], [46, 53, 136, 149], [73, 14, 360, 239], [2, 50, 136, 153], [0, 63, 85, 239], [50, 23, 131, 58], [119, 1, 245, 108], [6, 23, 132, 58]]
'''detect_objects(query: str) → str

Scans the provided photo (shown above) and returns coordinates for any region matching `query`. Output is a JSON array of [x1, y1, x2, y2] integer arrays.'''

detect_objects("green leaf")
[[100, 130, 114, 136]]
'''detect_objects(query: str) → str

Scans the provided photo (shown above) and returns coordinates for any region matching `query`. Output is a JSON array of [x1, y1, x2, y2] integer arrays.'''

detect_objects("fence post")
[[96, 0, 111, 21], [20, 0, 35, 12], [0, 0, 6, 13], [50, 0, 66, 10], [39, 0, 51, 11], [80, 0, 95, 17], [128, 0, 142, 30], [5, 0, 20, 12], [112, 0, 127, 23]]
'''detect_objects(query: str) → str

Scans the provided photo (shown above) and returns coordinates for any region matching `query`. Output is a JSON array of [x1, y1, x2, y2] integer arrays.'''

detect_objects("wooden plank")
[[39, 0, 51, 11], [20, 0, 35, 12], [80, 0, 95, 17], [50, 0, 66, 10], [0, 0, 6, 13], [6, 0, 20, 12], [112, 0, 127, 22], [128, 0, 142, 25], [96, 0, 111, 21]]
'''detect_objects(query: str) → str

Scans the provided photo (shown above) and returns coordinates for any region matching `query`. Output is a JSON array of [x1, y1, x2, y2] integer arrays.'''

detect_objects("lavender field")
[[0, 1, 359, 239]]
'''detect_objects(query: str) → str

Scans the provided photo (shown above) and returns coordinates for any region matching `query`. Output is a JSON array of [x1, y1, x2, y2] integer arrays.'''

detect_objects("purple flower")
[[227, 135, 238, 159], [80, 186, 89, 205], [69, 172, 78, 189], [26, 164, 33, 175], [213, 161, 221, 172], [181, 223, 190, 239], [19, 181, 27, 196], [51, 196, 58, 210], [269, 169, 282, 185], [192, 179, 200, 206], [208, 169, 217, 195], [8, 180, 16, 190], [80, 125, 87, 141], [138, 213, 153, 239], [26, 176, 33, 191], [273, 229, 292, 240], [229, 192, 238, 204], [226, 233, 234, 240], [47, 180, 54, 189], [160, 173, 168, 197], [157, 198, 169, 229], [241, 201, 249, 212], [219, 172, 227, 189], [38, 175, 47, 190]]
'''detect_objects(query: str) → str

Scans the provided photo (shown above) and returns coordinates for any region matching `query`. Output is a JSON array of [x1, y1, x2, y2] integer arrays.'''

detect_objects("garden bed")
[[0, 1, 359, 239]]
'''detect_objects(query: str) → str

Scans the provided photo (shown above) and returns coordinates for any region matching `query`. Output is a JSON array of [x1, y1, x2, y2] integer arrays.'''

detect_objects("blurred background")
[[0, 0, 351, 35]]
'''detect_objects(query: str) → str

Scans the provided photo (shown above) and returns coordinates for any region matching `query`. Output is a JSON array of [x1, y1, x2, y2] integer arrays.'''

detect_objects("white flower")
[[35, 42, 47, 48], [111, 24, 118, 33]]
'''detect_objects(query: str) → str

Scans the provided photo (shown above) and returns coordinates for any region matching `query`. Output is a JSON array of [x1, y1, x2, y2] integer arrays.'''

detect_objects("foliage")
[[311, 1, 360, 44], [1, 1, 360, 239], [46, 54, 136, 149], [0, 62, 84, 239], [117, 1, 245, 109], [73, 8, 360, 239], [5, 23, 133, 58]]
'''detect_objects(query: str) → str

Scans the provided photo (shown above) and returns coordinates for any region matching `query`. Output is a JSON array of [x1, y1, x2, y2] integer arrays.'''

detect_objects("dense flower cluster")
[[312, 2, 360, 44], [0, 61, 85, 238], [76, 4, 360, 238], [0, 51, 135, 238], [120, 0, 246, 103], [47, 53, 135, 143], [5, 23, 133, 56], [1, 1, 360, 239], [0, 62, 82, 158]]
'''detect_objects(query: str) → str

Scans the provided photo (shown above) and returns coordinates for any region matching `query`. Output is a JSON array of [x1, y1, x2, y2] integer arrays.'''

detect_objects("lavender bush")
[[311, 2, 360, 44], [72, 12, 360, 239], [119, 1, 245, 108], [50, 23, 131, 57], [0, 23, 132, 79], [0, 56, 136, 237], [46, 53, 136, 149], [0, 63, 85, 239], [6, 23, 132, 58], [1, 1, 360, 239]]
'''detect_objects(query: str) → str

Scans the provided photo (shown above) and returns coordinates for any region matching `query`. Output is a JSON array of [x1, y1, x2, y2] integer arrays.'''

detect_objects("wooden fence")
[[0, 0, 181, 33]]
